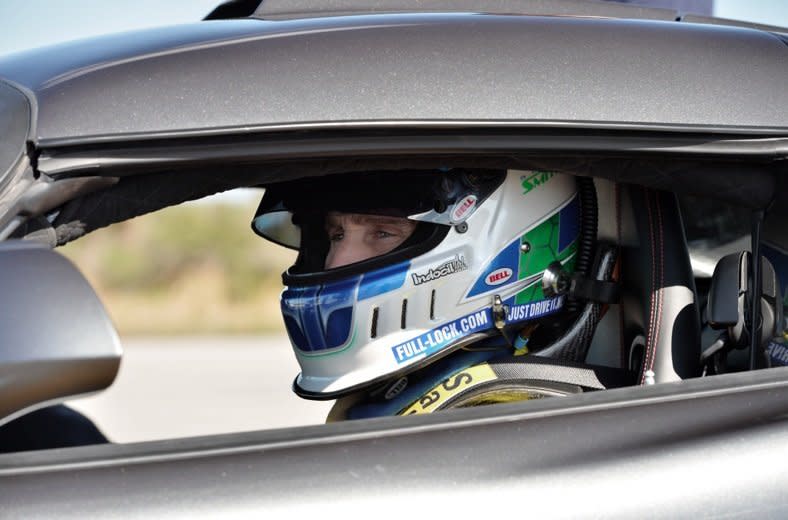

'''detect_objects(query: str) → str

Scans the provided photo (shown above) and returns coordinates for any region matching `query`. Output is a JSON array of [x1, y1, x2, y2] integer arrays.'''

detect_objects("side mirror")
[[0, 241, 121, 426], [705, 251, 782, 369]]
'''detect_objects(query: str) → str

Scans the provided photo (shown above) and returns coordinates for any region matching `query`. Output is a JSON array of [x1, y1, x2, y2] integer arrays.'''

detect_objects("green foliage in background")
[[61, 196, 296, 335], [90, 205, 278, 299]]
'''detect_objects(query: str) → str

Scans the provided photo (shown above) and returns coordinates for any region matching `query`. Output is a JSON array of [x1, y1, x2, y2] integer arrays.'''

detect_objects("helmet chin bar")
[[292, 330, 497, 400]]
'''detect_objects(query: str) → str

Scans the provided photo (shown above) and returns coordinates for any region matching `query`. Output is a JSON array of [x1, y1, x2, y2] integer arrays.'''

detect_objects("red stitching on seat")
[[616, 183, 626, 369], [643, 189, 657, 384], [647, 193, 665, 380]]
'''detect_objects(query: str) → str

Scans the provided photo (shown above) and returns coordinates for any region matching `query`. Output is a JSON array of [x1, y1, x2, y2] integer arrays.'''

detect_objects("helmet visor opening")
[[252, 169, 506, 278]]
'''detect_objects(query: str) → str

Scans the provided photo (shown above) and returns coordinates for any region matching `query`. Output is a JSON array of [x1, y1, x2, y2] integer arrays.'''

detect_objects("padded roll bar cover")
[[623, 188, 702, 383], [707, 252, 745, 329], [707, 251, 784, 344], [0, 241, 121, 425]]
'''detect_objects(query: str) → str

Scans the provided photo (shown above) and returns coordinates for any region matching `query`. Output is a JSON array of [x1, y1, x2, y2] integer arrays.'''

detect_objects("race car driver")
[[252, 168, 627, 420]]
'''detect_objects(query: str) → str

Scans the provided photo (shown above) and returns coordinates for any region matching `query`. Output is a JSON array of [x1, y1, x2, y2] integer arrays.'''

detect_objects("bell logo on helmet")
[[485, 268, 513, 286], [449, 195, 477, 224]]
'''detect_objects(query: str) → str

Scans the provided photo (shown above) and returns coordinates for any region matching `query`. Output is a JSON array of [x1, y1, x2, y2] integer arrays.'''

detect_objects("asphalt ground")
[[67, 335, 334, 443]]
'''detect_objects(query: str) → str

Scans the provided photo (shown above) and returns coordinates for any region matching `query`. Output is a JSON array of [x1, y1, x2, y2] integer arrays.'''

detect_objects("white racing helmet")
[[252, 169, 582, 399]]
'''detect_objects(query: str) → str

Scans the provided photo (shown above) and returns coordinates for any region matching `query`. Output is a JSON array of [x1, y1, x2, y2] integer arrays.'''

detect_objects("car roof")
[[249, 0, 681, 21], [0, 12, 786, 145], [0, 6, 786, 246]]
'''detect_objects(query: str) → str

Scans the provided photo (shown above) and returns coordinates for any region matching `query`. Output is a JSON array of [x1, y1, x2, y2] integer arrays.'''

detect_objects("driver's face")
[[324, 212, 417, 269]]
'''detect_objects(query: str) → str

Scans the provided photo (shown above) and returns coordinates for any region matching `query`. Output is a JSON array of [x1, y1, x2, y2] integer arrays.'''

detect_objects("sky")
[[0, 0, 786, 57], [0, 0, 223, 56], [715, 0, 788, 26]]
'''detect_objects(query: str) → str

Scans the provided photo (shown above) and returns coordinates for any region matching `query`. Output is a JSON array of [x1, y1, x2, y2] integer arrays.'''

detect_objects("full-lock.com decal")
[[391, 295, 564, 364], [392, 308, 492, 364]]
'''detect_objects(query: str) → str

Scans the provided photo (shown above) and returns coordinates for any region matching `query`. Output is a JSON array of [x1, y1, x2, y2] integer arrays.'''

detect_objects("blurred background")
[[60, 192, 336, 441], [0, 0, 786, 443], [59, 193, 339, 443], [62, 193, 291, 336]]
